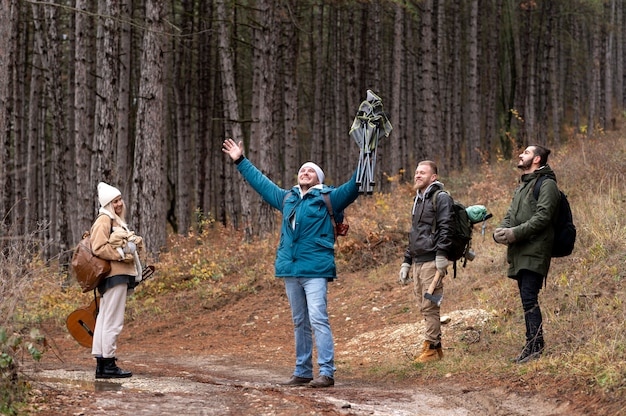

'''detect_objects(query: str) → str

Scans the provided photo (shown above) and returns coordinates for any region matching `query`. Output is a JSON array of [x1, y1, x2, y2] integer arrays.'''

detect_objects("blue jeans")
[[283, 277, 335, 378]]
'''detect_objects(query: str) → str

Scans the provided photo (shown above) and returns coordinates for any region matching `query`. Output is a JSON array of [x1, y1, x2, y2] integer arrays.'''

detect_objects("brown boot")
[[414, 341, 443, 363]]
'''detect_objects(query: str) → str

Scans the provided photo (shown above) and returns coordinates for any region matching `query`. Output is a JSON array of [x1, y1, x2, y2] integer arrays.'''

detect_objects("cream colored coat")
[[90, 213, 139, 278]]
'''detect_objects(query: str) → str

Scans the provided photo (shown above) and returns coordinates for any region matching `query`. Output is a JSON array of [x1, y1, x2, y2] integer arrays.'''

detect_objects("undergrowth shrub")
[[0, 225, 48, 414]]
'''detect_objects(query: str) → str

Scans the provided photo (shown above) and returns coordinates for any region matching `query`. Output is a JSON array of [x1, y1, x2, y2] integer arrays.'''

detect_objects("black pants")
[[516, 269, 545, 349]]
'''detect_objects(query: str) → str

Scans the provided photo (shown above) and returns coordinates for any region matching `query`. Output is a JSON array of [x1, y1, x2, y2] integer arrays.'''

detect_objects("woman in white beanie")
[[89, 182, 143, 379]]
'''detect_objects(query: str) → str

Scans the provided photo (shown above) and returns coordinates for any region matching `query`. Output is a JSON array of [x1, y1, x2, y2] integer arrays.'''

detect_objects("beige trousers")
[[91, 283, 127, 358], [411, 261, 442, 344]]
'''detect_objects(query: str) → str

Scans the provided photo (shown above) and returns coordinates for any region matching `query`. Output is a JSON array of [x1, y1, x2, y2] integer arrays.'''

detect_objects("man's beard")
[[517, 158, 532, 170]]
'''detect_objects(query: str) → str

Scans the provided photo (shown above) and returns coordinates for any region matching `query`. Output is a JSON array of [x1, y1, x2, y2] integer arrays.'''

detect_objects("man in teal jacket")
[[222, 139, 359, 387], [494, 144, 560, 363]]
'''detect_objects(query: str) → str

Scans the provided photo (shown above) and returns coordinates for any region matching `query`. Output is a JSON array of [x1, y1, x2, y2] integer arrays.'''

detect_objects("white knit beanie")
[[300, 162, 325, 184], [97, 182, 122, 207]]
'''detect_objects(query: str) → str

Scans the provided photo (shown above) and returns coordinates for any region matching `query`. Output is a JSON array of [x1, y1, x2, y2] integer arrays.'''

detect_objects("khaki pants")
[[411, 261, 442, 344]]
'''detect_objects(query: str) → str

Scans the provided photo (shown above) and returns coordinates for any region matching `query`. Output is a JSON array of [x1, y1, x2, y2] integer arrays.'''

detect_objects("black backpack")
[[432, 190, 491, 277], [533, 176, 576, 257]]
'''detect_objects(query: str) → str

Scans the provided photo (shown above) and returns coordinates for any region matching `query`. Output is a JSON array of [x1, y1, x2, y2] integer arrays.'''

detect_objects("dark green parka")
[[500, 165, 560, 278]]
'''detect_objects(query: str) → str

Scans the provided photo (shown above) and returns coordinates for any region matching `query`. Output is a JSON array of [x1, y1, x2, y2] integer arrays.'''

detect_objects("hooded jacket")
[[500, 164, 560, 278], [236, 157, 359, 279], [404, 182, 454, 263]]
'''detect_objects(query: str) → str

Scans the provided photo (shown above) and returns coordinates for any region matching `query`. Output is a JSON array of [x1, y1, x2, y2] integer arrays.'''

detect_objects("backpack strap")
[[281, 192, 291, 209], [430, 189, 447, 234], [322, 193, 338, 241], [430, 189, 458, 278], [532, 174, 560, 220], [532, 175, 548, 200]]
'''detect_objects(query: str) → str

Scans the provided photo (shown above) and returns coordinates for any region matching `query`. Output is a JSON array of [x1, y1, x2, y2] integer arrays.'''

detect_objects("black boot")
[[96, 357, 132, 379], [95, 357, 104, 378], [513, 330, 545, 364]]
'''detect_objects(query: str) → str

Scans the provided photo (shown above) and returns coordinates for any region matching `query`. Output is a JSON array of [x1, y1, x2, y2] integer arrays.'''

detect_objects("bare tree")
[[603, 0, 616, 130], [389, 1, 405, 188], [216, 0, 247, 234], [73, 0, 96, 240], [117, 0, 134, 197], [588, 16, 601, 138], [419, 0, 437, 161], [171, 0, 195, 235], [0, 0, 14, 231], [92, 0, 120, 185], [278, 0, 299, 189], [131, 0, 167, 257], [32, 2, 70, 257], [467, 0, 480, 165], [249, 0, 277, 235]]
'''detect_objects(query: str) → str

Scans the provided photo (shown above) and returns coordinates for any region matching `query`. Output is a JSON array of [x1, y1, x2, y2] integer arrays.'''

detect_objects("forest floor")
[[21, 269, 614, 416]]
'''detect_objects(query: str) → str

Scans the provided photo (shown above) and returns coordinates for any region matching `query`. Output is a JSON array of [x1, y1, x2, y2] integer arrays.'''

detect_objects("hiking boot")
[[309, 375, 334, 388], [414, 341, 443, 363], [96, 357, 132, 379], [280, 375, 313, 386]]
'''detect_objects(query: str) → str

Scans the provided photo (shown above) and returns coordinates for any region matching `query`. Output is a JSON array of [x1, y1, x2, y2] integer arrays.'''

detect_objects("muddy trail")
[[26, 351, 574, 416], [21, 276, 611, 415]]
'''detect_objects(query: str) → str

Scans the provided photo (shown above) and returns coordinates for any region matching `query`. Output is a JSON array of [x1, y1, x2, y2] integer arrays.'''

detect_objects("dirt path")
[[21, 278, 598, 415], [25, 351, 574, 416]]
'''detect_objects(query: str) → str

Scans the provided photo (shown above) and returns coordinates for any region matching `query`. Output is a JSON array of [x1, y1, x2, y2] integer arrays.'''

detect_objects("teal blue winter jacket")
[[236, 157, 359, 279]]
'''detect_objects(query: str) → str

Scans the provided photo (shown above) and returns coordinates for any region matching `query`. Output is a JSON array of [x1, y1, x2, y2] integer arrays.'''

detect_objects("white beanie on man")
[[98, 182, 122, 207], [300, 162, 325, 184]]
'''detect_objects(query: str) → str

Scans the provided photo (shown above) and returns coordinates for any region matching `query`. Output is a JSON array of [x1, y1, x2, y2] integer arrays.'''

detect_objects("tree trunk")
[[280, 0, 299, 189], [467, 0, 480, 166], [117, 0, 133, 197], [450, 2, 462, 169], [389, 1, 405, 188], [310, 3, 325, 163], [74, 0, 96, 240], [172, 0, 195, 235], [92, 0, 120, 185], [483, 0, 501, 159], [195, 0, 216, 228], [616, 0, 624, 111], [0, 0, 14, 231], [548, 8, 560, 144], [249, 0, 276, 236], [419, 0, 436, 161], [131, 0, 166, 258], [588, 18, 601, 138], [216, 0, 247, 235], [604, 0, 616, 130], [32, 2, 70, 257]]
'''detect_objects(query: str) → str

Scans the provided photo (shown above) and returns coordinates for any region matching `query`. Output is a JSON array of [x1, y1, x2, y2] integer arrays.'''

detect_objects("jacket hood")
[[522, 164, 557, 183], [418, 181, 445, 199]]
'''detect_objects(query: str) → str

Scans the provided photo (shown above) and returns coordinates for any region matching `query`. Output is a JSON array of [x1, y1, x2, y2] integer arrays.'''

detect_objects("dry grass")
[[12, 129, 626, 411], [300, 131, 626, 402]]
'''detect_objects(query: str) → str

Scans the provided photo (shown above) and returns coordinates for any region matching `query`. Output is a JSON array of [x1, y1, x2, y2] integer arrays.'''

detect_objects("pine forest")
[[1, 0, 625, 261]]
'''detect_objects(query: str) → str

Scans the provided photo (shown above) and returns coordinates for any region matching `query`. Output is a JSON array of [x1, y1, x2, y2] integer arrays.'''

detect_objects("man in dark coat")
[[494, 145, 560, 363], [398, 160, 454, 363]]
